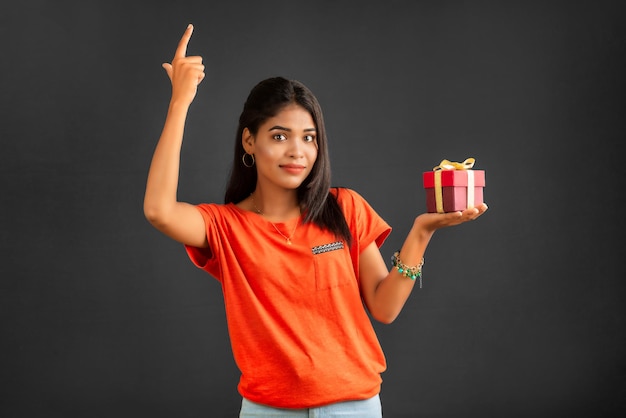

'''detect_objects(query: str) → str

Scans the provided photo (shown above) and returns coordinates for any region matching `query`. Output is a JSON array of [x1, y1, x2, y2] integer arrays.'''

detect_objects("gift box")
[[422, 158, 486, 213]]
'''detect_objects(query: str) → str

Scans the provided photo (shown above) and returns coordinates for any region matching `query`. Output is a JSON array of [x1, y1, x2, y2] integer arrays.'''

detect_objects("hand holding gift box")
[[423, 158, 486, 213]]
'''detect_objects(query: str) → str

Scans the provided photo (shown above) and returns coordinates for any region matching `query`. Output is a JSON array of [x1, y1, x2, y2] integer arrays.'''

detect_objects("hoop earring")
[[242, 153, 255, 168]]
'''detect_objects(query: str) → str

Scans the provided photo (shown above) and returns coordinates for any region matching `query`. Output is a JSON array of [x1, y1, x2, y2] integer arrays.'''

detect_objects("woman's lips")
[[280, 164, 305, 174]]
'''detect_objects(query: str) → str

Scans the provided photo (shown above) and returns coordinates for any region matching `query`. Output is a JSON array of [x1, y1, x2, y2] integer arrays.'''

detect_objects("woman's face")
[[243, 103, 318, 191]]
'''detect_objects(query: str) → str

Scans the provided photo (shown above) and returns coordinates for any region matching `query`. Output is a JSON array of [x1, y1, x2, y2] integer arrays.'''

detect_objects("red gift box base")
[[425, 187, 484, 213]]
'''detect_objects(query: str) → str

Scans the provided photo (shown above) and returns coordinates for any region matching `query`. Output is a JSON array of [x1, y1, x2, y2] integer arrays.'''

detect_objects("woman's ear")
[[242, 128, 254, 154]]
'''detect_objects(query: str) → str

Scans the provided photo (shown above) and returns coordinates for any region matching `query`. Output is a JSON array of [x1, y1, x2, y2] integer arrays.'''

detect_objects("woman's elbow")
[[143, 203, 159, 224], [370, 308, 400, 325], [143, 202, 169, 228]]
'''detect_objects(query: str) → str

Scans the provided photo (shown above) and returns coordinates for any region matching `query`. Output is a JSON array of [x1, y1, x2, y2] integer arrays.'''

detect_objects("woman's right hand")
[[162, 24, 205, 106]]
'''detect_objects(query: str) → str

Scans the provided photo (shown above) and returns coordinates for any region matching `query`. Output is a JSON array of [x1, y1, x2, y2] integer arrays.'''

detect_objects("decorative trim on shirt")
[[311, 241, 345, 255]]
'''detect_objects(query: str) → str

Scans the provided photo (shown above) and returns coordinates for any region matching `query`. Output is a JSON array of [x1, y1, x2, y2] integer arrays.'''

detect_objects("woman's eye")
[[304, 135, 315, 143], [273, 134, 287, 141]]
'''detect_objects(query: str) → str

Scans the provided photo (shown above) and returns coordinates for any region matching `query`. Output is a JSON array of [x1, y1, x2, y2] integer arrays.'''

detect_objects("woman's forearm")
[[143, 101, 190, 222], [369, 223, 434, 323]]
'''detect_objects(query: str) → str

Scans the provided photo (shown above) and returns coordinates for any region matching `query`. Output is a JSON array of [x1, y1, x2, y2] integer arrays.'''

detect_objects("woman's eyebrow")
[[268, 125, 316, 132], [268, 125, 290, 131]]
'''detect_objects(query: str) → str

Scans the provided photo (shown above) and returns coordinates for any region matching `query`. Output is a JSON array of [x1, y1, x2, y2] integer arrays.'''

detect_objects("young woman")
[[144, 25, 488, 418]]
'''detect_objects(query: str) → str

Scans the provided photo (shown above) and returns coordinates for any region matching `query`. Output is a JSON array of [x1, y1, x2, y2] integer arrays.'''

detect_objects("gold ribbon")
[[433, 157, 475, 171], [433, 158, 476, 213]]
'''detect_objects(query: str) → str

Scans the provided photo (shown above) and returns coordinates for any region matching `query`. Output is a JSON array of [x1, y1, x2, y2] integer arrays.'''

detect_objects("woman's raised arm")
[[143, 24, 208, 248]]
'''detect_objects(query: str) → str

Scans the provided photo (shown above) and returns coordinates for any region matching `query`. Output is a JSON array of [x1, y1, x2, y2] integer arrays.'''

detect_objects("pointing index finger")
[[175, 24, 194, 58]]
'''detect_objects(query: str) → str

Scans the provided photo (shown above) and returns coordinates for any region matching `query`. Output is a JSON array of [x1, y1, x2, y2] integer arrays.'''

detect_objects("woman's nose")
[[286, 138, 304, 158]]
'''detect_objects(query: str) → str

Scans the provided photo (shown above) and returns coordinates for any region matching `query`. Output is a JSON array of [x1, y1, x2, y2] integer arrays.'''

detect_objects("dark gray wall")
[[2, 1, 625, 417]]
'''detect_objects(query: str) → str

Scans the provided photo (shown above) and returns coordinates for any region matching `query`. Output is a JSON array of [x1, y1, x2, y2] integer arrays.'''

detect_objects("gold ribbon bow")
[[433, 158, 476, 213], [433, 157, 475, 171]]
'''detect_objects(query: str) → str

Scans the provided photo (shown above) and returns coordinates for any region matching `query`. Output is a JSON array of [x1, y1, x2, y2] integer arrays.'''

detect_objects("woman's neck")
[[250, 187, 300, 222]]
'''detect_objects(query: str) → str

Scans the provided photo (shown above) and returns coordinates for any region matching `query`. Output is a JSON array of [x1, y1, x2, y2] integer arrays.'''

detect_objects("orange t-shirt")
[[185, 188, 392, 408]]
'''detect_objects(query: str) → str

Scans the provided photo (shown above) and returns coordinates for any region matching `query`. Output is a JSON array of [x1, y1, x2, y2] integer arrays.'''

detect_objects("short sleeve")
[[184, 204, 223, 281], [335, 188, 392, 252]]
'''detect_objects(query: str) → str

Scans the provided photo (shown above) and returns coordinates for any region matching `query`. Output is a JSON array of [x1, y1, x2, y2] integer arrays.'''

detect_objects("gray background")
[[2, 1, 625, 417]]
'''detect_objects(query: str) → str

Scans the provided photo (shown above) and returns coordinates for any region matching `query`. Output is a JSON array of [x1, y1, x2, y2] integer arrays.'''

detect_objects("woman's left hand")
[[414, 203, 488, 233]]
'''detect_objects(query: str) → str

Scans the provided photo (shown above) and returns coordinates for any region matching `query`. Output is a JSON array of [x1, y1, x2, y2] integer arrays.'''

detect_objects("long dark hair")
[[224, 77, 352, 246]]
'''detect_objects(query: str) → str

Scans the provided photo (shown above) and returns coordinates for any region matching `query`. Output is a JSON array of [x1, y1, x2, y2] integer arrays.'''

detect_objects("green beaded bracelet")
[[391, 251, 424, 288]]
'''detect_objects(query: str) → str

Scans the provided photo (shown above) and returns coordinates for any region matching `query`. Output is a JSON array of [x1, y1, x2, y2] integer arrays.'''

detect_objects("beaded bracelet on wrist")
[[391, 251, 425, 288]]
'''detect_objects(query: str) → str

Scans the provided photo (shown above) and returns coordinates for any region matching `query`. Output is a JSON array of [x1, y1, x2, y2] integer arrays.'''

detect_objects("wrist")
[[410, 218, 435, 242], [391, 250, 425, 287], [168, 99, 192, 112]]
